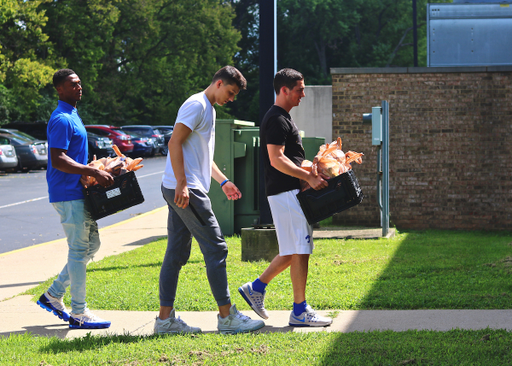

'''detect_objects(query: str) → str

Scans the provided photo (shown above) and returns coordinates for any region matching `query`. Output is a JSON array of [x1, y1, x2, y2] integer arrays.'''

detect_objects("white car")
[[0, 135, 18, 171]]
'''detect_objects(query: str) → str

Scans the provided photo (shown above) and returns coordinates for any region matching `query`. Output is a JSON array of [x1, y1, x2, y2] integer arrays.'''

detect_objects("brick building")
[[330, 67, 512, 230]]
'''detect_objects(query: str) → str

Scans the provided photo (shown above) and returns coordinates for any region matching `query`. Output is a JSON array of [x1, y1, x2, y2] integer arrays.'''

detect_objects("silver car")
[[0, 135, 18, 171], [0, 134, 47, 171]]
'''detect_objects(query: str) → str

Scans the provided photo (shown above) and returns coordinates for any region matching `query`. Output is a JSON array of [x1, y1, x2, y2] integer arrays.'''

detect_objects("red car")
[[84, 125, 134, 154]]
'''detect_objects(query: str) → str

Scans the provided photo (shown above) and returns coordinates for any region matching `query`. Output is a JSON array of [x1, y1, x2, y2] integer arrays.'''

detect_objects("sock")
[[293, 301, 307, 316], [252, 278, 267, 293]]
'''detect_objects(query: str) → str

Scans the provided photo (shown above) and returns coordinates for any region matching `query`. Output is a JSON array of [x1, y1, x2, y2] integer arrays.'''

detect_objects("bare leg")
[[259, 254, 292, 284], [159, 306, 173, 320], [290, 254, 309, 304], [218, 303, 231, 318]]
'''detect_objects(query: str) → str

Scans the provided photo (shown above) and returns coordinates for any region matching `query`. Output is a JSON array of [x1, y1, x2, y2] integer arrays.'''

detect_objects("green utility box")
[[209, 119, 260, 236], [302, 137, 326, 161]]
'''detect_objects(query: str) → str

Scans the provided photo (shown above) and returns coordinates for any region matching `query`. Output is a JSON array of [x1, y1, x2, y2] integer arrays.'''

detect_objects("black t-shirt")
[[260, 105, 305, 196]]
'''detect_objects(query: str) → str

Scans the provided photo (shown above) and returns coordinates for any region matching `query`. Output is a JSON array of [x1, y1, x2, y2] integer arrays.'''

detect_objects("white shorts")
[[267, 189, 314, 256]]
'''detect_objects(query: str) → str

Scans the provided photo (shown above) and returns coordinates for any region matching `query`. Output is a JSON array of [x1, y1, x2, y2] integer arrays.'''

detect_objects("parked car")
[[127, 131, 154, 158], [0, 128, 46, 142], [2, 122, 48, 141], [0, 135, 19, 171], [0, 134, 47, 171], [152, 125, 173, 155], [87, 131, 115, 162], [120, 125, 164, 156], [84, 125, 134, 154]]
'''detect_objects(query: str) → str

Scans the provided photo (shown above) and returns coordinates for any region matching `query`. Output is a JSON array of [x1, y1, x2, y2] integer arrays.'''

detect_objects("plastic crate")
[[296, 169, 364, 225], [83, 171, 145, 220]]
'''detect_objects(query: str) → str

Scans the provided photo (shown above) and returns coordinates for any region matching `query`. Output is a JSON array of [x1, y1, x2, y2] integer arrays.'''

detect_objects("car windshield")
[[0, 137, 10, 145], [0, 135, 30, 145], [12, 130, 38, 141], [123, 127, 151, 135]]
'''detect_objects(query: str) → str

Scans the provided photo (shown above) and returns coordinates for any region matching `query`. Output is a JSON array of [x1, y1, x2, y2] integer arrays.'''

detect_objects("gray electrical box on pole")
[[363, 101, 390, 237]]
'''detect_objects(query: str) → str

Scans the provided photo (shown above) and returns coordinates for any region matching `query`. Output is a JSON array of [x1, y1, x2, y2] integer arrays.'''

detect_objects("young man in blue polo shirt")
[[37, 69, 114, 329]]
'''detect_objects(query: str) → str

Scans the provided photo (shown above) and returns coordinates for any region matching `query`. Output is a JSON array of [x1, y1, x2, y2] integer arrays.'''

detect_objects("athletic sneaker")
[[69, 309, 111, 329], [154, 309, 201, 335], [217, 304, 265, 334], [288, 305, 333, 327], [238, 282, 269, 319], [37, 291, 70, 322]]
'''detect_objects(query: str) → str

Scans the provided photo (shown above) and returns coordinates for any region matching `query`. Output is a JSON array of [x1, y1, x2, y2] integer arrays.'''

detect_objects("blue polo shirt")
[[46, 100, 88, 203]]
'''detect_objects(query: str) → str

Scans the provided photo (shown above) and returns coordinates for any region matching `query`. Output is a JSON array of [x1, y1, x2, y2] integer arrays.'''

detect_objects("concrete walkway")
[[2, 207, 512, 339]]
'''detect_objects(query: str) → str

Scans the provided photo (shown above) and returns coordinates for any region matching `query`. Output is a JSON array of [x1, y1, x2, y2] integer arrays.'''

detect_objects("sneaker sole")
[[218, 322, 265, 335], [237, 287, 269, 320], [69, 323, 111, 329], [37, 300, 70, 322], [155, 330, 202, 335], [288, 321, 332, 327]]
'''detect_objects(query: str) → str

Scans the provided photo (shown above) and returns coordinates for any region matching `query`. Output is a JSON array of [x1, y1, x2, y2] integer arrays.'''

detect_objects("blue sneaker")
[[69, 309, 111, 329], [289, 305, 332, 327], [37, 291, 70, 322]]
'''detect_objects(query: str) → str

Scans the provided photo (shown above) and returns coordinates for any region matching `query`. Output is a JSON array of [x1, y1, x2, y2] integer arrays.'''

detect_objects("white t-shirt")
[[162, 92, 216, 193]]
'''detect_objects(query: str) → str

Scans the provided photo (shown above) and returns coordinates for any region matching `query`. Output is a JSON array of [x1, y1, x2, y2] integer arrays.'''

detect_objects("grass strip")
[[25, 229, 512, 311], [2, 329, 512, 365]]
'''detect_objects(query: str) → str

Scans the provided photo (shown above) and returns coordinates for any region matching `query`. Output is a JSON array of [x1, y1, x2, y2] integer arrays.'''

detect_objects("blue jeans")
[[48, 199, 101, 314], [160, 185, 230, 308]]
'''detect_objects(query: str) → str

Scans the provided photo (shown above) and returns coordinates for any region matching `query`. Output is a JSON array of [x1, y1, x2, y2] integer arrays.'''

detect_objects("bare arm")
[[168, 123, 192, 208], [267, 144, 328, 190], [50, 148, 114, 187], [212, 162, 241, 201]]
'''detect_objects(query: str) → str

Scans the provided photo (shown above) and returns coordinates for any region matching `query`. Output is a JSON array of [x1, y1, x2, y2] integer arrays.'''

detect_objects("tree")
[[0, 0, 56, 123], [39, 0, 241, 125], [228, 0, 260, 123], [278, 0, 362, 84]]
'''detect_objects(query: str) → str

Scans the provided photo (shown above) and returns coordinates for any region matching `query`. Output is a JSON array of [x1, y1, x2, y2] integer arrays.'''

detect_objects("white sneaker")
[[238, 282, 269, 319], [217, 304, 265, 334], [69, 309, 111, 329], [154, 309, 201, 335], [288, 305, 333, 327]]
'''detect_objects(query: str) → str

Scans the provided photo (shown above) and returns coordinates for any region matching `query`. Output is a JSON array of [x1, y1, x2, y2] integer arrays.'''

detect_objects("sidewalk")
[[2, 207, 512, 339]]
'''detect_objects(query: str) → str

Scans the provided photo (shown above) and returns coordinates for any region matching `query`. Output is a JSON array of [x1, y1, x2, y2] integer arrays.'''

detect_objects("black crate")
[[296, 169, 364, 225], [83, 171, 145, 220]]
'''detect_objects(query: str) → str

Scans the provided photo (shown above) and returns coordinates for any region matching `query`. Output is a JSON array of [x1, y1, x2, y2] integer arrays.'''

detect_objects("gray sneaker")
[[154, 309, 201, 335], [217, 304, 265, 334], [288, 305, 333, 327], [238, 282, 269, 319]]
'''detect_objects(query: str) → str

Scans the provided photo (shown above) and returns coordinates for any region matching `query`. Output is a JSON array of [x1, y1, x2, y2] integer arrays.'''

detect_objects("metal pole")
[[413, 0, 418, 67], [258, 0, 276, 225], [382, 101, 390, 237]]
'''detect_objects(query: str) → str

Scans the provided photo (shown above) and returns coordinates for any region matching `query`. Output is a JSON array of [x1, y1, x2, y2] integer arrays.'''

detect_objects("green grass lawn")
[[3, 229, 512, 365], [25, 229, 512, 312]]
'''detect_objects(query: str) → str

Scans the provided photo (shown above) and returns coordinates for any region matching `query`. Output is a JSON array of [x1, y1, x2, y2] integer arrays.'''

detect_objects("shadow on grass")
[[317, 229, 512, 365]]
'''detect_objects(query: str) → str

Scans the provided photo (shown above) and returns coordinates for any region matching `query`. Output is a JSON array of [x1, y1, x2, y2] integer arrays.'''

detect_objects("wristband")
[[220, 179, 230, 187]]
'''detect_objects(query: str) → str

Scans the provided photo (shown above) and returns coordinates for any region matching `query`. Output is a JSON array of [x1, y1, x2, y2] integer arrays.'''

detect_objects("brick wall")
[[330, 67, 512, 230]]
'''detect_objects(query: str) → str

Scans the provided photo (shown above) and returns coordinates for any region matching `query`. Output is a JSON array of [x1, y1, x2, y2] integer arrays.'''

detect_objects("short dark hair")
[[212, 66, 247, 90], [53, 69, 76, 88], [274, 68, 303, 95]]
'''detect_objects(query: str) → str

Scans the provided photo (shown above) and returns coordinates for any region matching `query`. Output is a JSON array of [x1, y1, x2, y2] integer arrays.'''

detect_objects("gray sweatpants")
[[159, 185, 230, 308]]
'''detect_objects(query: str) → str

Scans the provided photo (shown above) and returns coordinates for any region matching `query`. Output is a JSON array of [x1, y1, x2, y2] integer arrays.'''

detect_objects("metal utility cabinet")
[[427, 2, 512, 67], [209, 119, 260, 236]]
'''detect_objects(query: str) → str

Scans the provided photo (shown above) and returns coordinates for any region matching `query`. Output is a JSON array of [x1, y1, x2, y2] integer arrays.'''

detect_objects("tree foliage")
[[0, 0, 56, 123], [38, 0, 240, 125]]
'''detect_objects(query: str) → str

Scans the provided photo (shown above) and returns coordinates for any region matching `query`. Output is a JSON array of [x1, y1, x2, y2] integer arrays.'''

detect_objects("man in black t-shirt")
[[239, 68, 333, 327]]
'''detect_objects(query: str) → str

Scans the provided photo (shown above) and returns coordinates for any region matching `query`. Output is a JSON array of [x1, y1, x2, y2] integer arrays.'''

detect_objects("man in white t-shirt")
[[156, 66, 265, 335]]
